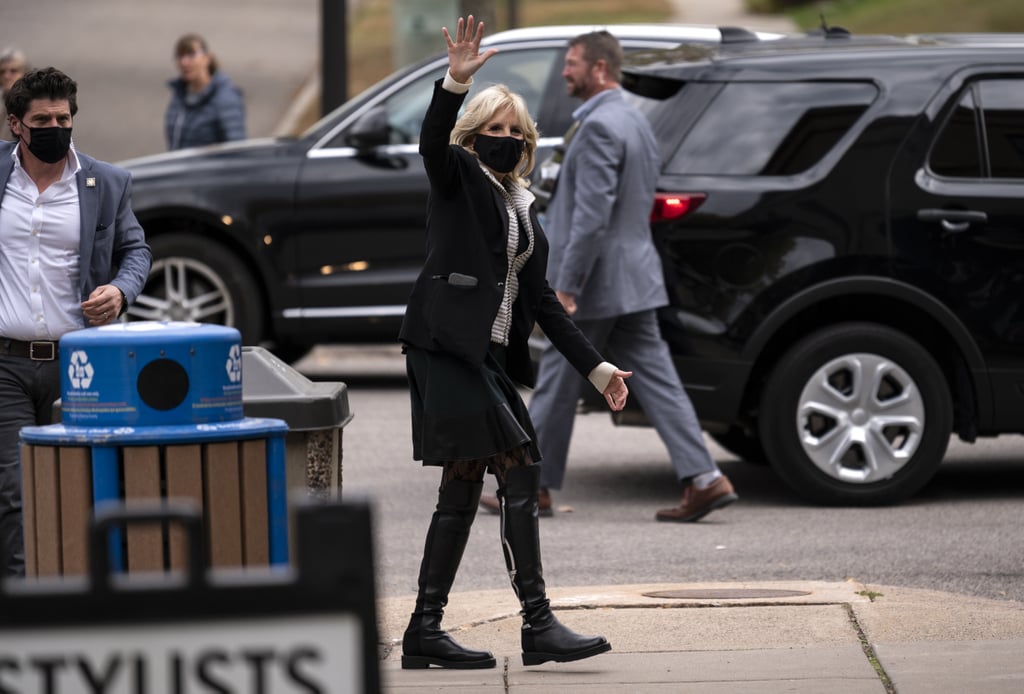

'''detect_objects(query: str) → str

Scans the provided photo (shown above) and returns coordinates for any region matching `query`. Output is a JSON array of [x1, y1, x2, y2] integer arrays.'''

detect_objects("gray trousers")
[[529, 309, 717, 491], [0, 353, 61, 577]]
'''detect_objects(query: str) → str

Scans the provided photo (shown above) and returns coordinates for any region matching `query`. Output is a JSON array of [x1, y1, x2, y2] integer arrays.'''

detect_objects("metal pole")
[[322, 0, 349, 116]]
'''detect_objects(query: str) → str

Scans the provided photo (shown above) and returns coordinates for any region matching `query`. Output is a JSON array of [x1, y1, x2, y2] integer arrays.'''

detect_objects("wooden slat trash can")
[[20, 419, 288, 577], [18, 322, 290, 578]]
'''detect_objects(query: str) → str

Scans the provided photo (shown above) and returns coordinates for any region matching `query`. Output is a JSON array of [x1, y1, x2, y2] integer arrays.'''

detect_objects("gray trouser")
[[529, 309, 716, 491], [0, 354, 61, 577]]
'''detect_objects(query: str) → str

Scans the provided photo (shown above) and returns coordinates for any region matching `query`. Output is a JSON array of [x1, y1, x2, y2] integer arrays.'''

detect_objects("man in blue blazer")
[[485, 31, 738, 522], [0, 67, 151, 576]]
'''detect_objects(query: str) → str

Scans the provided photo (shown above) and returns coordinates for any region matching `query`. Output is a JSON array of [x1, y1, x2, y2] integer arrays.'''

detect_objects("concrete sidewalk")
[[376, 580, 1024, 692]]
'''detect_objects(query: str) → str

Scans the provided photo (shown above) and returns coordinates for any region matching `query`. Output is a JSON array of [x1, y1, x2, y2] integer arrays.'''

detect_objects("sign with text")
[[0, 501, 379, 694], [0, 614, 361, 693]]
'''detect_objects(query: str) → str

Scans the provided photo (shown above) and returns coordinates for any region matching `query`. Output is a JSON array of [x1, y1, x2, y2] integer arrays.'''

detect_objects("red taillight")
[[650, 193, 706, 223]]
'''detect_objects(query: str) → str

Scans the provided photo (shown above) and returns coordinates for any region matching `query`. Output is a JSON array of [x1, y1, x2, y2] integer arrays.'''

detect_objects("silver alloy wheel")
[[796, 352, 924, 484], [128, 257, 236, 325]]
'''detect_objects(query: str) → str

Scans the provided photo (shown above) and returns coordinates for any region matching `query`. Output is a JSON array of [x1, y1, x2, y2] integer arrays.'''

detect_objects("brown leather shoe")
[[479, 493, 501, 515], [479, 487, 553, 517], [655, 476, 738, 523], [538, 487, 553, 517]]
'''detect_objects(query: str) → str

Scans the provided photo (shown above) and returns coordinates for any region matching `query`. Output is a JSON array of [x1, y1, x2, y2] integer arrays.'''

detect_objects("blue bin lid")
[[60, 321, 244, 427]]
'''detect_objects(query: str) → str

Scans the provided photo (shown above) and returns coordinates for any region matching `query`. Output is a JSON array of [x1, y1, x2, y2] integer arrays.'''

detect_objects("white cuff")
[[443, 70, 472, 94], [587, 361, 617, 393]]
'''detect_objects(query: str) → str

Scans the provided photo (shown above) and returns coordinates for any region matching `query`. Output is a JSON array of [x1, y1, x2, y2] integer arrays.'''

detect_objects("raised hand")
[[443, 15, 498, 83]]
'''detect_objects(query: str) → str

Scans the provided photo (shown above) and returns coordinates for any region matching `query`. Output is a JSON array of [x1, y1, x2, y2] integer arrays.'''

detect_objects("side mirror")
[[345, 104, 391, 152]]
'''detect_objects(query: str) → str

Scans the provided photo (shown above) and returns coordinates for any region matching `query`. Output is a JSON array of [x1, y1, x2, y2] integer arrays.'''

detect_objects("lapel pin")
[[86, 177, 96, 187]]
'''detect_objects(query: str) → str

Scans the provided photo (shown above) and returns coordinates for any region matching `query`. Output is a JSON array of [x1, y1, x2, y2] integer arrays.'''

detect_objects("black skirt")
[[405, 343, 542, 465]]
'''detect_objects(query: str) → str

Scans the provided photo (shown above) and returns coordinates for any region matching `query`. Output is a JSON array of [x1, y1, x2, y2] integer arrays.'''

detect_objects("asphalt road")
[[2, 0, 319, 162], [296, 344, 1024, 604]]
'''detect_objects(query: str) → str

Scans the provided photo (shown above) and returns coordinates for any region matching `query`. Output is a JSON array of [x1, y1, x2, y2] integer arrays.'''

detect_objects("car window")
[[929, 85, 983, 178], [663, 82, 877, 176], [330, 47, 558, 147], [933, 79, 1024, 180], [980, 80, 1024, 178]]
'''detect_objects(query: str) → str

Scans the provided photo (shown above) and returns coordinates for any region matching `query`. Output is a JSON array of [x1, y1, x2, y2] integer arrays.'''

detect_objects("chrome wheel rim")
[[796, 353, 924, 484], [128, 257, 235, 325]]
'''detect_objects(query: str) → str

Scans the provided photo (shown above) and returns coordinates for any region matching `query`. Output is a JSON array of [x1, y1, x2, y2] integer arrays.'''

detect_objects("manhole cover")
[[643, 589, 812, 600]]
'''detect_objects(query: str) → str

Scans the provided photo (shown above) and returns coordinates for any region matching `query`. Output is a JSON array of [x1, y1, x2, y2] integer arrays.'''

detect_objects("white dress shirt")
[[0, 144, 84, 340]]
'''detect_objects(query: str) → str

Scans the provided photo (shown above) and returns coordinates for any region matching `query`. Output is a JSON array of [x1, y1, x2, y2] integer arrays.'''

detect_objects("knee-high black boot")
[[498, 465, 611, 666], [402, 479, 496, 670]]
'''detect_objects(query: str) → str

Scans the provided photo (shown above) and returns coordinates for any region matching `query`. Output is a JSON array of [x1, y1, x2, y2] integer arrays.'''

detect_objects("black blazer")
[[399, 80, 602, 388]]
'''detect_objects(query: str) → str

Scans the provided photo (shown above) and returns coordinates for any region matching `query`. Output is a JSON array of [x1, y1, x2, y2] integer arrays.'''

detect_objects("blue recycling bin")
[[19, 322, 289, 577], [59, 320, 245, 426]]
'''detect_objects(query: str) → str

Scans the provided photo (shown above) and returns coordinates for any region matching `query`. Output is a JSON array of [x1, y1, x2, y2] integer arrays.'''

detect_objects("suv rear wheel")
[[759, 322, 952, 505]]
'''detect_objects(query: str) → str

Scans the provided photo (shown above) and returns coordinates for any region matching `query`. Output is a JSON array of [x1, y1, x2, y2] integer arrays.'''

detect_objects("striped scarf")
[[480, 165, 536, 345]]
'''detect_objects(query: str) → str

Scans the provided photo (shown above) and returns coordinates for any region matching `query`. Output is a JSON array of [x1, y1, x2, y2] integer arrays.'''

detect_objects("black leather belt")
[[1, 339, 59, 361]]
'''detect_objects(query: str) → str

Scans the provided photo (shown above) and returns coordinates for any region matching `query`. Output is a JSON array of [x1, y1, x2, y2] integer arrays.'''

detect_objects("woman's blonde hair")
[[450, 84, 538, 187]]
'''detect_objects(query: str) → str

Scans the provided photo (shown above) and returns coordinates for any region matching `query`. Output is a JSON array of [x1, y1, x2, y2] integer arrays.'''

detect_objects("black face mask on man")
[[20, 124, 73, 164], [474, 134, 525, 174]]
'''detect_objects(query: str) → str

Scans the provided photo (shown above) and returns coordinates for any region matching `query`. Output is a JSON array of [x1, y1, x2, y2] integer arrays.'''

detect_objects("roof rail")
[[826, 25, 852, 38], [719, 26, 761, 44], [813, 14, 852, 39]]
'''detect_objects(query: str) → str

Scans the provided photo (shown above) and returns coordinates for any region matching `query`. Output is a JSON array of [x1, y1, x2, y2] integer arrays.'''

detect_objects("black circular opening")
[[137, 358, 190, 411]]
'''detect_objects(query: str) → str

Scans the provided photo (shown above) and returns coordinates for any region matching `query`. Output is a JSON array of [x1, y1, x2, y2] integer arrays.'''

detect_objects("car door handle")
[[916, 208, 988, 233]]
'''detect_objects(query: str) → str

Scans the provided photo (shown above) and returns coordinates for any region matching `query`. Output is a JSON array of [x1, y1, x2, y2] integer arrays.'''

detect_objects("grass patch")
[[520, 0, 671, 26], [788, 0, 1024, 33]]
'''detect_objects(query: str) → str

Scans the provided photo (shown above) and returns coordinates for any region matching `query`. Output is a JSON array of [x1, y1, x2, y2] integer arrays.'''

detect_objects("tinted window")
[[664, 82, 877, 176], [978, 80, 1024, 179], [930, 86, 982, 177], [330, 48, 558, 147], [930, 79, 1024, 179]]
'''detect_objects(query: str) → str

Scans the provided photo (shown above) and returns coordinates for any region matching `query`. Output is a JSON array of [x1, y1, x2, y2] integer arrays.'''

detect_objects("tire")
[[710, 426, 767, 464], [128, 233, 266, 345], [759, 322, 952, 505]]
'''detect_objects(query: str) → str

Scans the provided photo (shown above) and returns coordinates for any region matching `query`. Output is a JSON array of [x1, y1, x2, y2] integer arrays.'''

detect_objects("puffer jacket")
[[164, 71, 246, 150]]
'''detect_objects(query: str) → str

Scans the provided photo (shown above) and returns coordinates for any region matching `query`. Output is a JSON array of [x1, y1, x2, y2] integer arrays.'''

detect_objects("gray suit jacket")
[[544, 88, 668, 321], [0, 141, 152, 323]]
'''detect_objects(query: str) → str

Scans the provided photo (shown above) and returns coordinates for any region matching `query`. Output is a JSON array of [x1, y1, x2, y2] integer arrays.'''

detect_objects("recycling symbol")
[[225, 344, 242, 384], [68, 350, 94, 389]]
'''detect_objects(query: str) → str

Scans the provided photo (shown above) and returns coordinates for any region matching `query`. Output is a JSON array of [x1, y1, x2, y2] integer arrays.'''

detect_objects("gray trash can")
[[240, 347, 352, 501]]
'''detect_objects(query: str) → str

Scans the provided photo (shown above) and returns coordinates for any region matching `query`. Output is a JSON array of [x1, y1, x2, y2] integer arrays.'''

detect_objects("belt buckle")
[[29, 341, 55, 361]]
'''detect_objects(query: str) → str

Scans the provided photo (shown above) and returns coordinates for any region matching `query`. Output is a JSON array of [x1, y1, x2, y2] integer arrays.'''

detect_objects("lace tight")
[[439, 445, 532, 491]]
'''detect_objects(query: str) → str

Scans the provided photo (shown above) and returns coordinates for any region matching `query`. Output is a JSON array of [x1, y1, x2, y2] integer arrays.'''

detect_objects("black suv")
[[619, 31, 1024, 505]]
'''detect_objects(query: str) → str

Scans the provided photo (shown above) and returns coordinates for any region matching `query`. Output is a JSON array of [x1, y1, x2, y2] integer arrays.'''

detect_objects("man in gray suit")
[[0, 67, 151, 575], [483, 31, 737, 522]]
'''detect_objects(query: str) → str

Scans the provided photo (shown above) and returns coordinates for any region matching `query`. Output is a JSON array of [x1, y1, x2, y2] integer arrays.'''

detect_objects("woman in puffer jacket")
[[164, 33, 246, 150]]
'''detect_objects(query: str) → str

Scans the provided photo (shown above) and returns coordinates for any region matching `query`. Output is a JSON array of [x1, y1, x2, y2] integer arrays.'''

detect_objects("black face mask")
[[474, 134, 525, 174], [21, 124, 73, 164]]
